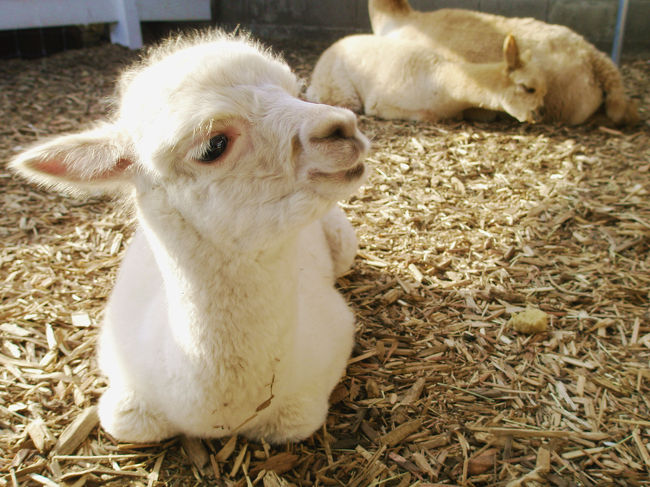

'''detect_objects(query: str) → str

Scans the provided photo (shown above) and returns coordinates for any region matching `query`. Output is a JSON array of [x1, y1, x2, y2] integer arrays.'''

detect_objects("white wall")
[[0, 0, 212, 48]]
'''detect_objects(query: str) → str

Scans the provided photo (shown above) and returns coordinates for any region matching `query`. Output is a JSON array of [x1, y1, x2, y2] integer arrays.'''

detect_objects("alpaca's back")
[[370, 2, 569, 56]]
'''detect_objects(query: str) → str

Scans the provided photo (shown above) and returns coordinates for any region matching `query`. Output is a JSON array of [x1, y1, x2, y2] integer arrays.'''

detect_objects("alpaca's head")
[[499, 34, 547, 123], [11, 31, 369, 247]]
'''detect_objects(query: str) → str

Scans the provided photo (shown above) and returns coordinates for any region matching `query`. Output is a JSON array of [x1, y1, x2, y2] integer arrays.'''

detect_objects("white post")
[[110, 0, 143, 49]]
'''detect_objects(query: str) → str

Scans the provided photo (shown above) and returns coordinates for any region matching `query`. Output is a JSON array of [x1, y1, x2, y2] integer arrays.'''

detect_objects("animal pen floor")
[[1, 37, 649, 487]]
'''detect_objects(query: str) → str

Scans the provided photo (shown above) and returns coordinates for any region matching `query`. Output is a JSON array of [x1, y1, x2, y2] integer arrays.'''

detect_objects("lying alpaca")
[[11, 31, 370, 443], [307, 34, 546, 123], [368, 0, 639, 126]]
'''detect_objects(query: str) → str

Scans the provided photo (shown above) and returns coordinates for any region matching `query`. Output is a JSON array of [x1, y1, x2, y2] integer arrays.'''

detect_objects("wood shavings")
[[181, 436, 209, 471], [467, 447, 498, 475], [26, 419, 55, 453], [70, 312, 92, 328], [379, 418, 423, 446], [250, 452, 299, 476], [52, 406, 99, 455], [0, 37, 648, 486], [508, 307, 549, 334]]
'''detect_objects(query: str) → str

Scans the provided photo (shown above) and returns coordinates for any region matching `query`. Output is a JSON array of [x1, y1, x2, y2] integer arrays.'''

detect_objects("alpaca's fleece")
[[369, 0, 639, 125], [307, 34, 546, 123], [11, 30, 370, 443]]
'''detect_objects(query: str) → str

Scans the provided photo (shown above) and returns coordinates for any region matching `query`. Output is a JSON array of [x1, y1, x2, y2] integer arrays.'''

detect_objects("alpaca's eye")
[[522, 85, 536, 94], [198, 134, 228, 162]]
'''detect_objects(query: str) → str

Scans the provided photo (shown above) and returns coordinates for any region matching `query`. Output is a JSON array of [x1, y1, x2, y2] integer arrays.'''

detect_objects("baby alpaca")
[[368, 0, 639, 125], [307, 34, 546, 123], [11, 31, 369, 443]]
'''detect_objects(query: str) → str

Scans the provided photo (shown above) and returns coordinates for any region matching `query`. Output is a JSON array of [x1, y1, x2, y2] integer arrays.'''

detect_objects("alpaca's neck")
[[140, 206, 298, 362], [444, 62, 508, 111]]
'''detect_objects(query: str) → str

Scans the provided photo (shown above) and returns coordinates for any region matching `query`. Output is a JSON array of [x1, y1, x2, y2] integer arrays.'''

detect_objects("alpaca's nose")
[[300, 106, 369, 170], [531, 106, 545, 123], [307, 109, 360, 141]]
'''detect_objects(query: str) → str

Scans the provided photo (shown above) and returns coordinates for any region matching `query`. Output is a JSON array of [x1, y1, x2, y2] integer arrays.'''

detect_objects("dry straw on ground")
[[1, 35, 649, 487]]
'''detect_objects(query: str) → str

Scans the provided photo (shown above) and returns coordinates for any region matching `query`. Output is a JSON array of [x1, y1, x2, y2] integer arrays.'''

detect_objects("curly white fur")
[[11, 30, 369, 444]]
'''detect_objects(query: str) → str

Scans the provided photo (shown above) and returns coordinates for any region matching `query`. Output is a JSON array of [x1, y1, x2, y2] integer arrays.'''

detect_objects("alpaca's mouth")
[[310, 162, 365, 182], [524, 106, 545, 123], [343, 162, 365, 180]]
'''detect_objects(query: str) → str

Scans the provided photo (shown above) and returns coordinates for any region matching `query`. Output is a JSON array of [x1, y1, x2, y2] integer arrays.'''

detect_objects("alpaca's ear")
[[503, 34, 522, 70], [10, 124, 135, 194]]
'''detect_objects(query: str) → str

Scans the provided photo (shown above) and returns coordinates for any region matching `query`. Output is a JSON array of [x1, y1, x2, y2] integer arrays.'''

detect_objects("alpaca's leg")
[[321, 62, 363, 113], [243, 392, 330, 444], [307, 65, 362, 113], [320, 205, 358, 277], [98, 383, 177, 442], [246, 285, 354, 444], [365, 95, 436, 122]]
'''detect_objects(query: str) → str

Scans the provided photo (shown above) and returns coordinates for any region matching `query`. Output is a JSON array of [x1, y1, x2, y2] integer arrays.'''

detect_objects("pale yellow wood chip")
[[26, 418, 55, 453], [70, 312, 92, 328], [53, 406, 99, 455], [508, 307, 549, 334]]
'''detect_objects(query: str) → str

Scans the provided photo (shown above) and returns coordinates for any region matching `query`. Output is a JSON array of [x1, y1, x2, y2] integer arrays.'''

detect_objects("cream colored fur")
[[369, 0, 639, 125], [10, 31, 370, 444], [307, 34, 546, 123]]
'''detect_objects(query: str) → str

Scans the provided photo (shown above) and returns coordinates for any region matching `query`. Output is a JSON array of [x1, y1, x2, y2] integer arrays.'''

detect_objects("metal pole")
[[611, 0, 629, 65]]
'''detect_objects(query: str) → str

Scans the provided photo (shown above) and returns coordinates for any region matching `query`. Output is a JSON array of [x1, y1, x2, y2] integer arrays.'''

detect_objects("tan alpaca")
[[307, 34, 546, 123], [368, 0, 639, 125]]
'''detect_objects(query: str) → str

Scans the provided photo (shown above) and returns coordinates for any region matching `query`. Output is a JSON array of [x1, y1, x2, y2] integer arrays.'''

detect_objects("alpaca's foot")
[[98, 385, 177, 442], [321, 206, 358, 277], [243, 395, 329, 444]]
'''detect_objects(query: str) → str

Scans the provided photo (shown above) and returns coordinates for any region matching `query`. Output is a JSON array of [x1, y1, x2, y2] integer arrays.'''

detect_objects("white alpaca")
[[368, 0, 639, 126], [11, 31, 370, 444], [307, 34, 546, 123]]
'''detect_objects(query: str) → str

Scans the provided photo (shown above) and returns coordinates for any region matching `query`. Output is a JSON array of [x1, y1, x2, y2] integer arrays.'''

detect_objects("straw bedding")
[[1, 36, 649, 486]]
